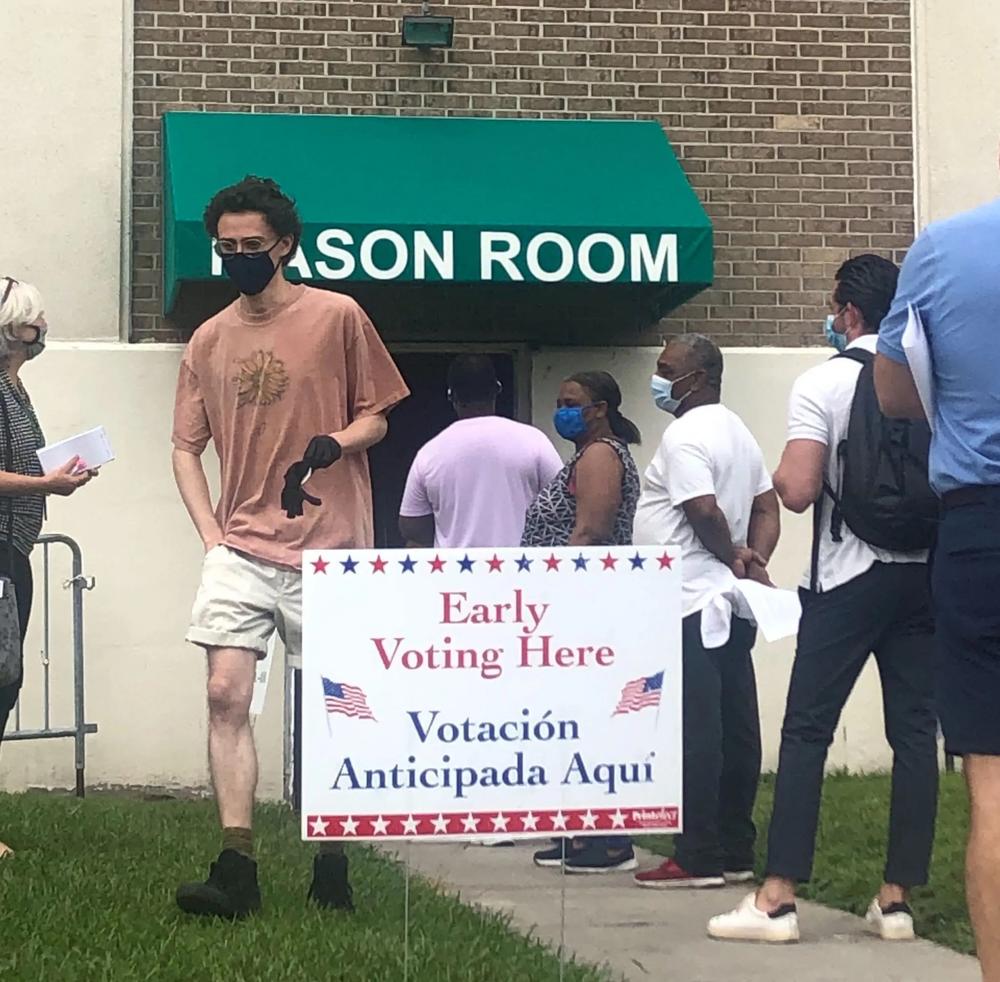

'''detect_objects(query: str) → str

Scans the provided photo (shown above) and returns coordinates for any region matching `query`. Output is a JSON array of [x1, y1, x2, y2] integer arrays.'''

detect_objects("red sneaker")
[[633, 858, 725, 890]]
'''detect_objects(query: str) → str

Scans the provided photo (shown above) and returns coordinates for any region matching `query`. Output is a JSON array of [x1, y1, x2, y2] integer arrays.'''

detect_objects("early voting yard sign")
[[301, 546, 681, 842]]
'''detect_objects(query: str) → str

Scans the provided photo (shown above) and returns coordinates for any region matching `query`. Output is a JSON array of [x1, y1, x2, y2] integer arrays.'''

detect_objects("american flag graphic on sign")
[[322, 677, 376, 721], [613, 671, 663, 716]]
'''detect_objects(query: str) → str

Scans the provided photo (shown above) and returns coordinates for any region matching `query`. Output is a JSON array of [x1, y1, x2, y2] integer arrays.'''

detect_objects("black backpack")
[[811, 348, 938, 589]]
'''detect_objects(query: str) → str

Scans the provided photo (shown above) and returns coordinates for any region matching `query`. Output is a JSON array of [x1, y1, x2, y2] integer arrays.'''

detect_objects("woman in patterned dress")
[[0, 277, 95, 858], [522, 370, 642, 873]]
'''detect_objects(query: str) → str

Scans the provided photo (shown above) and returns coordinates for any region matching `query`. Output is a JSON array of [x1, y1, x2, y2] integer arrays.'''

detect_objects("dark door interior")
[[368, 351, 516, 550]]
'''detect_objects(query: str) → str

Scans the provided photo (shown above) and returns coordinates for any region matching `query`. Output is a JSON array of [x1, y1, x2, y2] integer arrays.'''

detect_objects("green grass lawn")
[[639, 770, 974, 955], [0, 793, 606, 982]]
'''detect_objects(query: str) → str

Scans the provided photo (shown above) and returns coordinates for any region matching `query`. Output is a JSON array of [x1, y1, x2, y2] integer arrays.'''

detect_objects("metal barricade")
[[4, 534, 98, 797]]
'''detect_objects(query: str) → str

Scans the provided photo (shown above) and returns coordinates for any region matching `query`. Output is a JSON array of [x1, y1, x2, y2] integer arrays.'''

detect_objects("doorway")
[[368, 349, 526, 550]]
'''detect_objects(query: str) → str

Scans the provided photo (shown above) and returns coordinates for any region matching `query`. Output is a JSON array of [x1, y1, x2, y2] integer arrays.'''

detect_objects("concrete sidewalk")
[[399, 842, 979, 982]]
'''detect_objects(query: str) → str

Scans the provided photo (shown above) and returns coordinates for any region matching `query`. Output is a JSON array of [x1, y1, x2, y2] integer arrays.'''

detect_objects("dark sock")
[[222, 826, 254, 858]]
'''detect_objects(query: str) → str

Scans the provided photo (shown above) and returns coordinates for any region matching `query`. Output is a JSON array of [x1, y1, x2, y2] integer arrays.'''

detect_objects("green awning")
[[162, 112, 713, 315]]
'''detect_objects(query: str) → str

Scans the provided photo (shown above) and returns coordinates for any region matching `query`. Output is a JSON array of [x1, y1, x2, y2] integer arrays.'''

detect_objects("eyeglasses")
[[0, 277, 17, 307], [213, 239, 279, 260]]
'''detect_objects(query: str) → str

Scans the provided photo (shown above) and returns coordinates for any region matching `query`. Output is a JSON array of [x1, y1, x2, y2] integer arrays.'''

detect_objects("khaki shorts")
[[186, 545, 302, 667]]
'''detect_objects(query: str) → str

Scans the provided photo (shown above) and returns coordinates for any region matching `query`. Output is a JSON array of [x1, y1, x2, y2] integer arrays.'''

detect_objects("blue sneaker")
[[565, 842, 638, 874]]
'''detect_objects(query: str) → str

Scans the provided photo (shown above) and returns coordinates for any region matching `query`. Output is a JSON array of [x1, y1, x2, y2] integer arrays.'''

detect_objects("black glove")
[[302, 435, 343, 470], [281, 460, 322, 519]]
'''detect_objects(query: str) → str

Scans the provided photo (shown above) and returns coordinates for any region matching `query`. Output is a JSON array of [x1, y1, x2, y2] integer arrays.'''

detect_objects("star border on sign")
[[601, 554, 618, 570], [370, 815, 390, 835], [311, 557, 329, 575], [573, 554, 589, 571], [370, 555, 388, 573], [341, 555, 359, 574], [309, 816, 329, 836], [458, 555, 475, 573], [521, 811, 539, 832], [340, 816, 359, 836], [432, 814, 450, 834], [515, 554, 533, 572], [629, 553, 646, 570], [428, 555, 446, 573], [657, 552, 674, 570], [487, 554, 504, 572], [544, 554, 561, 571], [399, 555, 417, 573]]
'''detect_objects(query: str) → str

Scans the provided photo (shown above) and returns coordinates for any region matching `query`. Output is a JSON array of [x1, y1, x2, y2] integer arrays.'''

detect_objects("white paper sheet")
[[901, 303, 935, 431], [250, 634, 277, 718], [730, 580, 802, 644], [36, 426, 115, 474]]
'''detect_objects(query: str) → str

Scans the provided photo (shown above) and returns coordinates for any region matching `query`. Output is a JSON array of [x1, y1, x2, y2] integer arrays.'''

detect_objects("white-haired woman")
[[0, 276, 94, 858]]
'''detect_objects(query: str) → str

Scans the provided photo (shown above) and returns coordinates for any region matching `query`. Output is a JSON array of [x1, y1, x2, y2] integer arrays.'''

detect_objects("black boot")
[[176, 849, 262, 920], [308, 852, 354, 912]]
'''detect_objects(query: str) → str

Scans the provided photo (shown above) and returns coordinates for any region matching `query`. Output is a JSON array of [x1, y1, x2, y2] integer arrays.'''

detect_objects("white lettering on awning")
[[630, 233, 678, 283], [578, 232, 626, 284], [315, 229, 355, 279], [414, 230, 454, 279], [361, 230, 408, 280], [480, 232, 524, 281], [206, 229, 683, 283], [525, 233, 574, 283]]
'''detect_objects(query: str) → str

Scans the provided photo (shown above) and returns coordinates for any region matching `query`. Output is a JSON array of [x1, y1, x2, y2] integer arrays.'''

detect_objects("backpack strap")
[[834, 347, 874, 367], [825, 346, 876, 545]]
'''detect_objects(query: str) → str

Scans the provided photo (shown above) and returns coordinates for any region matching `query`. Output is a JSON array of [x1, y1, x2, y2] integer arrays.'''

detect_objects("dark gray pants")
[[764, 562, 938, 886], [0, 548, 33, 745]]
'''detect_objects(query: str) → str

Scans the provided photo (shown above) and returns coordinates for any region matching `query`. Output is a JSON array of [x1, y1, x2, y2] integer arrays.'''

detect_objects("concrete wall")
[[2, 340, 902, 800], [913, 0, 1000, 223], [0, 1, 125, 341]]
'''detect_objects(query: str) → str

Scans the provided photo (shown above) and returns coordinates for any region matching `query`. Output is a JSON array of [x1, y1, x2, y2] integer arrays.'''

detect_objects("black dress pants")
[[764, 562, 938, 886], [673, 612, 761, 877]]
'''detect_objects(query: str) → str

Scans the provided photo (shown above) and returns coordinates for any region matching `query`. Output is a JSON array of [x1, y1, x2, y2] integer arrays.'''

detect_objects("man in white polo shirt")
[[710, 254, 937, 944], [632, 334, 780, 890]]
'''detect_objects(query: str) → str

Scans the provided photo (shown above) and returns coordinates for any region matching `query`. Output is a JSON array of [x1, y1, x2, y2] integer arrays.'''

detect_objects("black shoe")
[[565, 842, 639, 874], [308, 853, 355, 912], [533, 839, 586, 868], [176, 849, 262, 920]]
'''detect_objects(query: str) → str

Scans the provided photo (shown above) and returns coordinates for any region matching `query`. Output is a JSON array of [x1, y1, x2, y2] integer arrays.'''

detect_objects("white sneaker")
[[708, 892, 800, 943], [865, 898, 915, 941], [724, 869, 755, 885]]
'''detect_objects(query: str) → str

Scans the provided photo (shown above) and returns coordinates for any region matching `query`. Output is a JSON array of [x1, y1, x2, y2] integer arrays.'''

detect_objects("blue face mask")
[[824, 313, 847, 353], [650, 372, 694, 415], [553, 405, 591, 440]]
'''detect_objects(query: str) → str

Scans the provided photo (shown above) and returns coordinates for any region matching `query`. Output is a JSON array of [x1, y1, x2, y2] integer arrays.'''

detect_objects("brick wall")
[[132, 0, 914, 344]]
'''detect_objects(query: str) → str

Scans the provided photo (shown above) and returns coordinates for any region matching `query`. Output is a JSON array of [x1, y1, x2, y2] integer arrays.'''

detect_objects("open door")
[[368, 351, 518, 550]]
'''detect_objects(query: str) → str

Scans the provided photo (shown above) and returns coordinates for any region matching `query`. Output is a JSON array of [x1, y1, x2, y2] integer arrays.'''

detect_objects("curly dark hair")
[[833, 253, 900, 333], [203, 176, 303, 266]]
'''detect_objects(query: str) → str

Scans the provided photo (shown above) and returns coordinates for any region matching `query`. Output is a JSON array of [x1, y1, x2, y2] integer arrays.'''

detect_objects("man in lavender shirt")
[[399, 355, 562, 551], [399, 354, 562, 845]]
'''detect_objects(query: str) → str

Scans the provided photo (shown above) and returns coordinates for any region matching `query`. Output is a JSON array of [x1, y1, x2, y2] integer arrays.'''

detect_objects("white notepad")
[[36, 426, 115, 474]]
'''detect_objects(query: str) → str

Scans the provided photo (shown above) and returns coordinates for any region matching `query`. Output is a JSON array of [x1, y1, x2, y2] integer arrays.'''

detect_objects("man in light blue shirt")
[[876, 186, 1000, 982]]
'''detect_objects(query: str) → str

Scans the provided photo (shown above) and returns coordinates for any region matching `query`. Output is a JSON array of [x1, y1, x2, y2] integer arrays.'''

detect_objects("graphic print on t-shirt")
[[233, 349, 290, 408]]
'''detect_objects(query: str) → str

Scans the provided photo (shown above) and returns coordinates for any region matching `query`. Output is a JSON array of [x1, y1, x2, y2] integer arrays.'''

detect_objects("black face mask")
[[221, 250, 278, 296]]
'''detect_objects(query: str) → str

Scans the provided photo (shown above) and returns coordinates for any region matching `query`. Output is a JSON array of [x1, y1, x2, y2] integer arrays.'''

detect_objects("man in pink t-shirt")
[[399, 356, 562, 552]]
